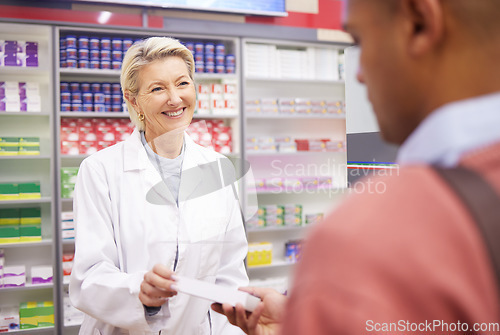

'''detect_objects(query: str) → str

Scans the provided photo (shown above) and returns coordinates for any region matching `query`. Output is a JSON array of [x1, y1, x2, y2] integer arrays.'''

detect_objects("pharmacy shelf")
[[60, 112, 128, 118], [246, 151, 345, 157], [193, 114, 238, 119], [0, 197, 52, 205], [0, 155, 51, 160], [59, 68, 120, 77], [246, 225, 309, 233], [247, 260, 292, 270], [0, 240, 53, 248], [60, 68, 238, 81], [250, 186, 345, 195], [8, 326, 55, 334], [0, 283, 53, 292], [61, 154, 88, 159], [246, 77, 344, 85], [0, 66, 50, 76], [0, 112, 50, 116], [246, 114, 345, 120]]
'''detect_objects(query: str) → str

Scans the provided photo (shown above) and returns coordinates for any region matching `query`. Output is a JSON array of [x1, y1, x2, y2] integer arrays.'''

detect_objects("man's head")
[[343, 0, 500, 145]]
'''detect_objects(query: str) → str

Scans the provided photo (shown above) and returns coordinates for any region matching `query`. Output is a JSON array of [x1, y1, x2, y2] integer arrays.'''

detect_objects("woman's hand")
[[139, 264, 177, 307], [211, 287, 286, 335]]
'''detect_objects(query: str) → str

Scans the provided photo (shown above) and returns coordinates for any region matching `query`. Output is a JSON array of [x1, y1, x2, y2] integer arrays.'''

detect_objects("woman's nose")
[[167, 90, 182, 106]]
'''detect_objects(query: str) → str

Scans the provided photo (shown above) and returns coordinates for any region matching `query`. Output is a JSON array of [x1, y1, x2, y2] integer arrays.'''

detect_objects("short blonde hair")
[[120, 37, 195, 131]]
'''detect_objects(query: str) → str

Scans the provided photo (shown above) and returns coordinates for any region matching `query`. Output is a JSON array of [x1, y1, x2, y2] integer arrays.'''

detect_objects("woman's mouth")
[[162, 108, 185, 117]]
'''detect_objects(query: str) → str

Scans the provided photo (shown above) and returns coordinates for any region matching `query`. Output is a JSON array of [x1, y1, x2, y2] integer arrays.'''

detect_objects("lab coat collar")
[[123, 128, 203, 202]]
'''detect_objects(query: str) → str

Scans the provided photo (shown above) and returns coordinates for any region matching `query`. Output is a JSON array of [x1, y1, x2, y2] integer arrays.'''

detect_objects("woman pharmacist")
[[69, 37, 248, 335]]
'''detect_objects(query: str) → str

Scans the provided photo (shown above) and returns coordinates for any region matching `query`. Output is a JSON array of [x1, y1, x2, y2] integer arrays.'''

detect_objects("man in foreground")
[[213, 0, 500, 333]]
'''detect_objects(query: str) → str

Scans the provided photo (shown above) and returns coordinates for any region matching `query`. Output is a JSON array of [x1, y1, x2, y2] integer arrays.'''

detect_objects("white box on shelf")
[[3, 265, 26, 287], [0, 306, 20, 332], [31, 265, 53, 285]]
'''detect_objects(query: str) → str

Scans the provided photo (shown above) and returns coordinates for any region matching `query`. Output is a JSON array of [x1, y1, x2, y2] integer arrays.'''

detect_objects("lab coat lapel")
[[179, 134, 203, 203], [123, 129, 176, 205]]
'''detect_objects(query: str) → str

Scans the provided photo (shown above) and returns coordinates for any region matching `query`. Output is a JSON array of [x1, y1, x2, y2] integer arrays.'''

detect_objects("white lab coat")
[[69, 129, 248, 335]]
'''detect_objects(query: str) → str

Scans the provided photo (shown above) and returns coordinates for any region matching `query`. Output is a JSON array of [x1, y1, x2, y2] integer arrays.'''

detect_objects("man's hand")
[[139, 264, 177, 307], [211, 287, 286, 335]]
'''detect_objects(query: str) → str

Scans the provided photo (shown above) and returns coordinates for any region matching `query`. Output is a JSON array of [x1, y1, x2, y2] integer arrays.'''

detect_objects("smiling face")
[[131, 56, 196, 141]]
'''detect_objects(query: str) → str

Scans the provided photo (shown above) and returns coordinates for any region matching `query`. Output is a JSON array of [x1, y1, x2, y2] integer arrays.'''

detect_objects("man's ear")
[[403, 0, 444, 57]]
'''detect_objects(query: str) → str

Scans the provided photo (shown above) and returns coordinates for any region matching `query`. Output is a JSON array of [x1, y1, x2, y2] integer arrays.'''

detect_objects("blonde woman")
[[70, 37, 248, 335]]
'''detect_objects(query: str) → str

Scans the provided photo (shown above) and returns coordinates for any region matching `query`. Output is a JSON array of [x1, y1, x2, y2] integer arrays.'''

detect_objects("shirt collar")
[[397, 92, 500, 167]]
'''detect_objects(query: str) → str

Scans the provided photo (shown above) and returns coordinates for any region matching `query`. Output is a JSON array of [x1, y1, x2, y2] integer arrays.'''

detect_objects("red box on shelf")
[[78, 126, 97, 141], [96, 125, 115, 142], [294, 139, 309, 151], [61, 126, 79, 141], [79, 141, 98, 155], [61, 141, 79, 155], [115, 126, 131, 142], [97, 141, 114, 151]]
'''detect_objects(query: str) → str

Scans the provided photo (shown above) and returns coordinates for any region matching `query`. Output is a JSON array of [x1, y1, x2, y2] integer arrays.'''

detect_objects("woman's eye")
[[179, 81, 189, 86], [151, 87, 162, 92]]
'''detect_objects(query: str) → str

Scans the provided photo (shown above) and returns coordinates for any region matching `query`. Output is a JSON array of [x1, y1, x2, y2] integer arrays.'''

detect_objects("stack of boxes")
[[0, 182, 41, 201], [285, 240, 303, 264], [185, 41, 235, 74], [60, 81, 124, 113], [0, 40, 38, 67], [246, 136, 345, 154], [62, 252, 74, 283], [0, 305, 19, 332], [247, 242, 273, 267], [247, 204, 303, 229], [249, 176, 333, 192], [61, 211, 75, 241], [0, 136, 40, 156], [196, 82, 237, 116], [245, 98, 344, 116], [305, 213, 324, 225], [0, 81, 41, 113], [0, 207, 42, 244], [60, 118, 133, 155], [19, 301, 54, 329], [2, 265, 25, 288], [186, 120, 233, 154], [60, 35, 134, 70], [61, 168, 79, 199]]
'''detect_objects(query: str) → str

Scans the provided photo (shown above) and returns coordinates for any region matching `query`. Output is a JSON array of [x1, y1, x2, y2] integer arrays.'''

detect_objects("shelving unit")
[[0, 21, 58, 333], [241, 38, 347, 287]]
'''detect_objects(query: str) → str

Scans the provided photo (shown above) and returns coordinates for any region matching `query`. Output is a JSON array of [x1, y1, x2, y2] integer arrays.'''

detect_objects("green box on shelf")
[[0, 225, 20, 243], [19, 224, 41, 242], [18, 182, 41, 199], [0, 208, 20, 225], [61, 184, 75, 199], [20, 208, 41, 225], [61, 167, 79, 185], [18, 145, 40, 155], [0, 183, 19, 200], [0, 146, 19, 155], [19, 301, 54, 329], [18, 137, 40, 146], [0, 137, 19, 146]]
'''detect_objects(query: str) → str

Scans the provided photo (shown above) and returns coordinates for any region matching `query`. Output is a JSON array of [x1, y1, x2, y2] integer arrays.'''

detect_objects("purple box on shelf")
[[205, 43, 215, 54], [60, 82, 69, 91], [104, 94, 111, 105], [80, 82, 91, 92], [90, 60, 100, 69], [101, 37, 111, 50], [90, 49, 100, 60], [66, 47, 77, 59], [82, 92, 93, 104], [112, 50, 122, 62], [4, 52, 19, 67], [61, 91, 71, 104], [111, 83, 121, 94], [78, 48, 89, 60], [100, 49, 111, 61], [4, 40, 17, 52], [94, 93, 105, 104], [194, 43, 204, 54], [71, 91, 82, 102], [60, 49, 67, 61], [205, 64, 214, 73], [112, 105, 122, 113], [78, 36, 89, 49], [226, 66, 235, 74], [102, 83, 111, 94], [61, 103, 71, 112], [112, 38, 122, 51], [194, 53, 204, 62], [185, 42, 194, 52], [66, 35, 77, 48], [101, 60, 111, 69], [215, 43, 225, 54], [226, 54, 235, 66], [66, 59, 77, 68], [69, 82, 80, 92], [78, 59, 89, 69], [215, 54, 225, 66], [112, 61, 121, 70], [89, 37, 100, 49], [216, 65, 225, 74], [94, 104, 106, 113], [91, 83, 101, 93], [205, 54, 215, 63], [83, 103, 93, 112], [123, 38, 133, 51], [111, 94, 121, 105], [195, 61, 204, 73], [31, 266, 53, 285], [71, 102, 82, 112]]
